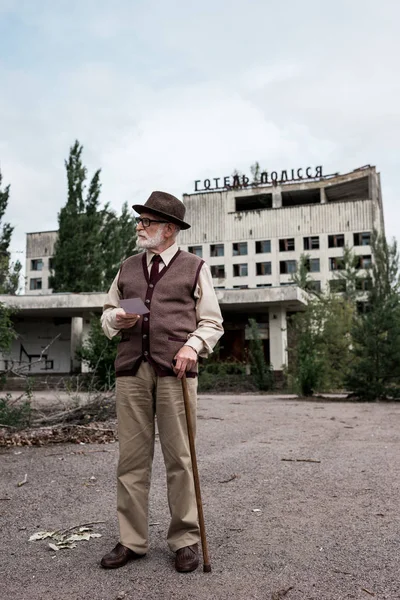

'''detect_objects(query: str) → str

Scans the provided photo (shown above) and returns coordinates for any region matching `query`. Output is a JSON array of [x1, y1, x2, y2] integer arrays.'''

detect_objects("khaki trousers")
[[115, 362, 200, 554]]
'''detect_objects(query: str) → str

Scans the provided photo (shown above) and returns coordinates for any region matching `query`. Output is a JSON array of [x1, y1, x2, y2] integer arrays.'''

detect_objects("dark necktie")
[[150, 254, 162, 284]]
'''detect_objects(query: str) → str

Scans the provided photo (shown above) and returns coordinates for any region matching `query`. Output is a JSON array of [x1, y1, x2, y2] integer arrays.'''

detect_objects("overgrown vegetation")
[[288, 232, 400, 400], [0, 393, 32, 428], [0, 167, 22, 294], [76, 315, 119, 390]]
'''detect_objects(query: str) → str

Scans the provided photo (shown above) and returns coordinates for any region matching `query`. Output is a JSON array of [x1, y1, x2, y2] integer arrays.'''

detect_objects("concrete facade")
[[180, 166, 384, 293]]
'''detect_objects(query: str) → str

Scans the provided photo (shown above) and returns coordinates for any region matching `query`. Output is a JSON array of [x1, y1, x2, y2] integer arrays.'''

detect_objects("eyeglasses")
[[135, 217, 169, 228]]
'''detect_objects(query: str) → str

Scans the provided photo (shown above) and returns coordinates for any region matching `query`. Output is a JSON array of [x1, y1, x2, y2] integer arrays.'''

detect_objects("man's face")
[[136, 212, 168, 250]]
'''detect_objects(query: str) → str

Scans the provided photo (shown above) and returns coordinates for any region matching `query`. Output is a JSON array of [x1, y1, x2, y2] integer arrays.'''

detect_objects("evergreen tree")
[[0, 169, 22, 294], [50, 141, 137, 293], [346, 233, 400, 400]]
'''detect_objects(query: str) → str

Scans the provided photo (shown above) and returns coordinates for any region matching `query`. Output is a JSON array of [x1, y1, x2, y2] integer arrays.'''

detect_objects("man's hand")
[[116, 311, 140, 329], [173, 346, 198, 379]]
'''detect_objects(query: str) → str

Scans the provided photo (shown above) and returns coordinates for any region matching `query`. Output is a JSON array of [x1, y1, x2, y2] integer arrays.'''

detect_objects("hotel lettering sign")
[[194, 165, 323, 192]]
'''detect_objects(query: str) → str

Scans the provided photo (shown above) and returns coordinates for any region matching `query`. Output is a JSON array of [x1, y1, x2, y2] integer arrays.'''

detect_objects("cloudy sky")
[[1, 0, 399, 272]]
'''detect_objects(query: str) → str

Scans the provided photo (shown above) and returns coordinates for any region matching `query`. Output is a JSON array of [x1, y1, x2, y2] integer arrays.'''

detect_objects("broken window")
[[188, 246, 203, 257], [355, 255, 372, 269], [329, 279, 346, 293], [303, 236, 320, 250], [235, 193, 272, 212], [210, 244, 224, 257], [256, 262, 272, 276], [233, 263, 248, 277], [353, 232, 371, 246], [280, 260, 297, 274], [233, 242, 248, 256], [329, 257, 345, 271], [279, 238, 295, 252], [29, 278, 42, 290], [211, 265, 225, 278], [328, 234, 345, 248], [255, 240, 271, 253], [281, 188, 320, 207]]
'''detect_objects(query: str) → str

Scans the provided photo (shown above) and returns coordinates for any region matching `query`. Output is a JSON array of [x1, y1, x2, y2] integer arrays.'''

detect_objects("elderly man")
[[100, 191, 223, 573]]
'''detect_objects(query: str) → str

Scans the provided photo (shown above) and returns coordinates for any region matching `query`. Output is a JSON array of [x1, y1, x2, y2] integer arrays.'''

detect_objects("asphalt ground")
[[0, 394, 399, 600]]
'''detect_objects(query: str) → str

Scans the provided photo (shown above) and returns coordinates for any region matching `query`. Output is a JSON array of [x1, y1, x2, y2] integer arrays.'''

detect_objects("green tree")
[[346, 233, 400, 400], [0, 169, 22, 294], [50, 141, 103, 292], [50, 141, 137, 293]]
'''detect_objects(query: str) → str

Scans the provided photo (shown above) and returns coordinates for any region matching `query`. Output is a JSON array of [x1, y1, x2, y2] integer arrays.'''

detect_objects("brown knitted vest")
[[115, 249, 204, 377]]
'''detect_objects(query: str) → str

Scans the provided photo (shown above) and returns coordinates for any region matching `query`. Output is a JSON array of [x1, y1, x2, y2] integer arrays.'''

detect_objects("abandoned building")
[[0, 164, 385, 381]]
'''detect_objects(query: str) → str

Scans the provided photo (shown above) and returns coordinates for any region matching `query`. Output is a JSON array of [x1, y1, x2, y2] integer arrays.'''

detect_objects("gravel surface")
[[0, 394, 399, 600]]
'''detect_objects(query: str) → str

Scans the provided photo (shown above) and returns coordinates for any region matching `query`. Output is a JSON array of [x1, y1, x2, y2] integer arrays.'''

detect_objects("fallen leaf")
[[17, 474, 28, 487], [29, 531, 56, 541], [48, 543, 60, 552]]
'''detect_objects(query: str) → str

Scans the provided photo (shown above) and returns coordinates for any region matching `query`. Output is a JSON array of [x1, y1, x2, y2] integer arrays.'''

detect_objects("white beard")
[[137, 226, 166, 250]]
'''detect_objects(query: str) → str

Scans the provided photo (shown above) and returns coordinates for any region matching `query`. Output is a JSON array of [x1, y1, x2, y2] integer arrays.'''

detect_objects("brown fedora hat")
[[132, 191, 190, 230]]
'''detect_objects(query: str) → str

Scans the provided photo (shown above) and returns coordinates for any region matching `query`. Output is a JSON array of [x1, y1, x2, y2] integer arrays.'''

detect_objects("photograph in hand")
[[120, 298, 150, 315]]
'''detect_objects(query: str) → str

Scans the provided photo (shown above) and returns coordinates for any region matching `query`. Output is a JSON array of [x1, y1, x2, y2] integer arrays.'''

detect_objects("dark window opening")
[[210, 244, 224, 257], [329, 257, 345, 271], [233, 263, 248, 277], [256, 262, 272, 276], [211, 265, 225, 278], [31, 259, 43, 271], [329, 279, 346, 292], [233, 285, 249, 289], [303, 236, 320, 250], [188, 246, 203, 257], [235, 193, 272, 212], [305, 258, 320, 273], [353, 232, 371, 246], [280, 260, 297, 274], [325, 176, 369, 202], [282, 188, 321, 207], [256, 240, 271, 253], [355, 255, 372, 269], [233, 242, 248, 256], [328, 234, 345, 248], [29, 278, 42, 290], [355, 277, 373, 291], [256, 284, 272, 288], [279, 238, 295, 252], [308, 280, 321, 292]]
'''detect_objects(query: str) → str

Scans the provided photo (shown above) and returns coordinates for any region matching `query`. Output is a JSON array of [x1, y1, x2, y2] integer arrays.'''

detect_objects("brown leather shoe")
[[175, 543, 199, 573], [100, 543, 145, 569]]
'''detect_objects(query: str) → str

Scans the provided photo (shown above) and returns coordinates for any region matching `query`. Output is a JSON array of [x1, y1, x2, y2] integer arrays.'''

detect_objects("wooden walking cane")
[[181, 374, 212, 573]]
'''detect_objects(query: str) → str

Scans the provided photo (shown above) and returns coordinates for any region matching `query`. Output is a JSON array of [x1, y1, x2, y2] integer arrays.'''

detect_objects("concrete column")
[[70, 316, 83, 373], [268, 307, 288, 370], [320, 188, 327, 204], [272, 187, 282, 209]]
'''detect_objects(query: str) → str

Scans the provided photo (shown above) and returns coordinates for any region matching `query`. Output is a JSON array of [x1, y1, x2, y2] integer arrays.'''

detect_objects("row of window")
[[188, 232, 371, 258], [220, 280, 372, 295], [211, 255, 372, 278]]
